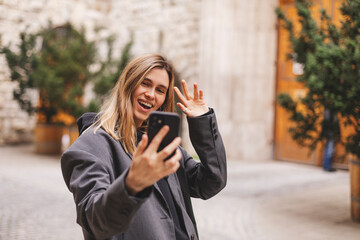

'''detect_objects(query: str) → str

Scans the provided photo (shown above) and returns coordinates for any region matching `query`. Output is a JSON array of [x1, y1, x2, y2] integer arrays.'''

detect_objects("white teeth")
[[138, 100, 153, 108]]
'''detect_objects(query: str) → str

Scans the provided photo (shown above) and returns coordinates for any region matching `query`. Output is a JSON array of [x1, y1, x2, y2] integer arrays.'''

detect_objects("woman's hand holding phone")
[[125, 126, 182, 196]]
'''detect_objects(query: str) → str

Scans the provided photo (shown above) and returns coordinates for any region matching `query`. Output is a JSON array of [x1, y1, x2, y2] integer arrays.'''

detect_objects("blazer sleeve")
[[61, 131, 152, 239], [182, 108, 227, 199]]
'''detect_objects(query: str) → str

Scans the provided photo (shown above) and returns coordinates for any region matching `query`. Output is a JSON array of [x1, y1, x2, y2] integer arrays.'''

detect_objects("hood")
[[77, 112, 98, 134]]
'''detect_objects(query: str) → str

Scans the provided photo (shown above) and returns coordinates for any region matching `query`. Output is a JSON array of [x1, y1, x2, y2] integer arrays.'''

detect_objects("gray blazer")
[[61, 109, 227, 240]]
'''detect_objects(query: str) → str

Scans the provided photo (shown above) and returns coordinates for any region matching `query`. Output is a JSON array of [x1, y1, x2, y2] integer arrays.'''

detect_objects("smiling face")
[[132, 68, 169, 127]]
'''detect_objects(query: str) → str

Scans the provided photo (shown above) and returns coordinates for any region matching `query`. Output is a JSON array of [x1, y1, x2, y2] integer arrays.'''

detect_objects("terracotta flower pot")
[[61, 124, 79, 151], [34, 123, 63, 154]]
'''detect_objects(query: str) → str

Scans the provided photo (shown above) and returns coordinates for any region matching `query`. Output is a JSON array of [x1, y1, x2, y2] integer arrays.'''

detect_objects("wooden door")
[[274, 0, 346, 166], [328, 0, 351, 169]]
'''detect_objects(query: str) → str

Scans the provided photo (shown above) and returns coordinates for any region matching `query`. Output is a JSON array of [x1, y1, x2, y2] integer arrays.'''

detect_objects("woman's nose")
[[144, 89, 155, 99]]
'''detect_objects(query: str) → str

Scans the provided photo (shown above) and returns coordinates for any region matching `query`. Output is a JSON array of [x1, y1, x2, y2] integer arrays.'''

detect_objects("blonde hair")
[[93, 53, 175, 154]]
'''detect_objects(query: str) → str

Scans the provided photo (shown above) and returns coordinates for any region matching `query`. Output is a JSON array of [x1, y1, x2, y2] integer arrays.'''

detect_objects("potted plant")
[[66, 36, 133, 148], [1, 22, 96, 154], [276, 0, 360, 222], [1, 22, 134, 153], [88, 35, 133, 111]]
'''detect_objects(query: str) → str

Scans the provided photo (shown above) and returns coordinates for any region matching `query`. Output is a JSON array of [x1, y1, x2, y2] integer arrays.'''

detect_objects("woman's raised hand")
[[174, 80, 209, 117], [125, 126, 181, 196]]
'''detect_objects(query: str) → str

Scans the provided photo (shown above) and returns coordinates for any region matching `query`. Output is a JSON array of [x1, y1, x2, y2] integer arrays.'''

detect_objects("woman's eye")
[[141, 81, 150, 87], [156, 88, 165, 94]]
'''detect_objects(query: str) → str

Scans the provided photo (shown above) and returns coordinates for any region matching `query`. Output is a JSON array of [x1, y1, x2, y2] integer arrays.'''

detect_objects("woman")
[[61, 54, 227, 240]]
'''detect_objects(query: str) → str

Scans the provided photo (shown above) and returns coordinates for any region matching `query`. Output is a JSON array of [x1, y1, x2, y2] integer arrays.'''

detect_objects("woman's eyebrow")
[[158, 84, 168, 90], [144, 78, 168, 90]]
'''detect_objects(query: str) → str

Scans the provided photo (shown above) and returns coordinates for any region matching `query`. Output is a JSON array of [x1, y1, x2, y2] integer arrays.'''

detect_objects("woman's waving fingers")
[[181, 79, 192, 100], [174, 86, 188, 107], [193, 82, 199, 99], [199, 89, 204, 100], [175, 79, 209, 117]]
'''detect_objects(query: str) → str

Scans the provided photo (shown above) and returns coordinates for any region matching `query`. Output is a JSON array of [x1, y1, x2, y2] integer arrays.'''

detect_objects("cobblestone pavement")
[[192, 161, 360, 240], [0, 145, 82, 240], [1, 145, 359, 240]]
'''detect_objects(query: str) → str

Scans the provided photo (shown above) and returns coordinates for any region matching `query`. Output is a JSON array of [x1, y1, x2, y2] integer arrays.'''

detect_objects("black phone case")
[[147, 111, 180, 160]]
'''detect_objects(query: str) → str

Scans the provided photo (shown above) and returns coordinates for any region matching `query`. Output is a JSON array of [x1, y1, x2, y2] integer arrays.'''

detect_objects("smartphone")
[[147, 111, 180, 160]]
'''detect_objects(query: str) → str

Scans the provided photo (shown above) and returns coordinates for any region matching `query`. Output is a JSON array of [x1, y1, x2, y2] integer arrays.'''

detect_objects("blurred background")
[[0, 0, 278, 161], [0, 0, 360, 239]]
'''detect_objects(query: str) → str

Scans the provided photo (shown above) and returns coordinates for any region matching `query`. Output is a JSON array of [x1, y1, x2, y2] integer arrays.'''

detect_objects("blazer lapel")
[[166, 173, 197, 239], [153, 175, 186, 217], [154, 174, 185, 209], [166, 174, 186, 207], [153, 182, 169, 213]]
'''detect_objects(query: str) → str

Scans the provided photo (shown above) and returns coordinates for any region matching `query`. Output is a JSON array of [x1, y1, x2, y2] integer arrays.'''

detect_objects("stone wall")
[[197, 0, 278, 160]]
